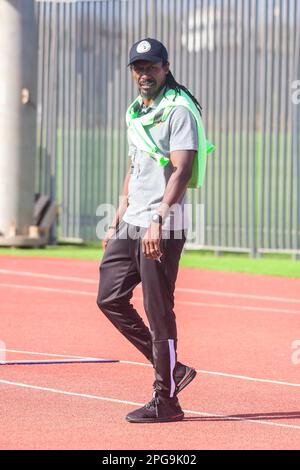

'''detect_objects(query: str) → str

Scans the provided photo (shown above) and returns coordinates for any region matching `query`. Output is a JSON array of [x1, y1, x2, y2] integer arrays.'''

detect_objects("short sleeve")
[[169, 106, 198, 152]]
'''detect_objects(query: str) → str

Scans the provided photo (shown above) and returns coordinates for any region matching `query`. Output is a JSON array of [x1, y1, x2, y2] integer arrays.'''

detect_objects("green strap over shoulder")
[[126, 88, 215, 188]]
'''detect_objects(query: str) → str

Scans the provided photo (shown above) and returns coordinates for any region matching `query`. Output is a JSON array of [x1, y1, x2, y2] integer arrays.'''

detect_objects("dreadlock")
[[163, 61, 203, 117]]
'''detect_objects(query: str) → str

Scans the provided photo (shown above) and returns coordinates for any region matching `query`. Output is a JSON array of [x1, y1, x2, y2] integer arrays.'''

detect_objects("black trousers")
[[96, 219, 186, 398]]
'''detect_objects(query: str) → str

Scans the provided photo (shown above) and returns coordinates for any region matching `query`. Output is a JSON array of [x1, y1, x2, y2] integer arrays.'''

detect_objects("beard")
[[139, 81, 166, 101], [139, 80, 159, 99]]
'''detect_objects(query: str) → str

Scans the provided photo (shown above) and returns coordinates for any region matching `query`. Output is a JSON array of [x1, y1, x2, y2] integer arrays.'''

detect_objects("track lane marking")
[[0, 378, 300, 431], [0, 282, 299, 315], [1, 348, 300, 389], [1, 269, 300, 304]]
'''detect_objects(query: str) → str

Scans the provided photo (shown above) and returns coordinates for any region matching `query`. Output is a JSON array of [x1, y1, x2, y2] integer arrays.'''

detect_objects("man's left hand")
[[142, 222, 163, 260]]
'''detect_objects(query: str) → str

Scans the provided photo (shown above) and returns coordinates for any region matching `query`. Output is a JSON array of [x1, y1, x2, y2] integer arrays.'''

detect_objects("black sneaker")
[[174, 361, 197, 394], [153, 361, 197, 396], [126, 393, 184, 423]]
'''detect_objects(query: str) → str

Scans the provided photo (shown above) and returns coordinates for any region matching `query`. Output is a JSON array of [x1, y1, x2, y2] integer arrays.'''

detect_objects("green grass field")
[[0, 245, 299, 279]]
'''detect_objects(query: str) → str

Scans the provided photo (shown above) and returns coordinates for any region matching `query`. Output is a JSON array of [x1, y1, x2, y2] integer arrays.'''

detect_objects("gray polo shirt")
[[122, 86, 198, 230]]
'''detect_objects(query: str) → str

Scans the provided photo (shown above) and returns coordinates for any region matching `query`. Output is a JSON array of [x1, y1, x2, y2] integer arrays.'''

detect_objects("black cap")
[[128, 38, 168, 66]]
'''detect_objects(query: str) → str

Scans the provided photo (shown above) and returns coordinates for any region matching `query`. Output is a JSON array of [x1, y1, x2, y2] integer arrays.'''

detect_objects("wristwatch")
[[151, 213, 163, 225]]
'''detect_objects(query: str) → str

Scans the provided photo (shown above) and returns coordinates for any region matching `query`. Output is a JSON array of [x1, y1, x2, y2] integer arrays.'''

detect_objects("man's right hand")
[[102, 226, 117, 251]]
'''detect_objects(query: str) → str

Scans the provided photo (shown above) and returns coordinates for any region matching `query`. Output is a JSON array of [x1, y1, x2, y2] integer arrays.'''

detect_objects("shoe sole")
[[126, 413, 184, 424], [176, 368, 197, 394]]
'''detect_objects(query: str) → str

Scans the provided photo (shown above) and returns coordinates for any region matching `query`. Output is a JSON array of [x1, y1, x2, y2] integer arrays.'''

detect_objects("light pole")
[[0, 0, 39, 245]]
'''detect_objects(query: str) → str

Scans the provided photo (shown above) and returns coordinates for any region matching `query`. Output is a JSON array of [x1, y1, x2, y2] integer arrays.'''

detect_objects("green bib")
[[126, 88, 215, 188]]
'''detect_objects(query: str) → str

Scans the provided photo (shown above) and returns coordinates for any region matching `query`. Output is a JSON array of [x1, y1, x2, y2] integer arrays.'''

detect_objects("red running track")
[[0, 255, 300, 450]]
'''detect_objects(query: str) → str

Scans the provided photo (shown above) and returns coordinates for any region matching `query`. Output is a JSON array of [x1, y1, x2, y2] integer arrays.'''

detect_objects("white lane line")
[[0, 269, 97, 284], [175, 299, 300, 315], [0, 283, 94, 297], [0, 378, 300, 431], [1, 348, 300, 389], [194, 369, 300, 388], [175, 287, 300, 305], [118, 360, 300, 389], [0, 378, 141, 407], [0, 348, 103, 360], [1, 269, 300, 305], [0, 282, 299, 315]]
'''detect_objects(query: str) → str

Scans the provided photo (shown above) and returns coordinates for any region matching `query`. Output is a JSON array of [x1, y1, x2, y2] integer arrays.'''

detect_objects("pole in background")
[[0, 0, 44, 246]]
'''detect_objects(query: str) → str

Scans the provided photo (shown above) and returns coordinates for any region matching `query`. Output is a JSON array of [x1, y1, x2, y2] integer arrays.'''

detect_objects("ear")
[[163, 61, 170, 75]]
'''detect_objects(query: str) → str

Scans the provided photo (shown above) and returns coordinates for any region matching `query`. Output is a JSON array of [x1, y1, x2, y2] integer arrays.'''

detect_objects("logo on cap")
[[136, 40, 151, 54]]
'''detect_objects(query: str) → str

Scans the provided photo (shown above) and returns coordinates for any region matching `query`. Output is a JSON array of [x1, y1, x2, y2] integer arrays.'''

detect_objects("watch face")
[[152, 214, 162, 224]]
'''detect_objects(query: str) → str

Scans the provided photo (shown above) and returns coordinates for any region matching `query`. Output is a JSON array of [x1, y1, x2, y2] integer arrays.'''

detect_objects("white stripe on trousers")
[[168, 339, 176, 397]]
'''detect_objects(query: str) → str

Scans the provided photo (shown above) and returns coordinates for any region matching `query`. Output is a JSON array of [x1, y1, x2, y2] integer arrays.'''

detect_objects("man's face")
[[130, 60, 169, 100]]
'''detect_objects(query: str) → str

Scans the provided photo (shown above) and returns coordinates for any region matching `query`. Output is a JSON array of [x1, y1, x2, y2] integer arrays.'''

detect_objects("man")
[[97, 38, 204, 423]]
